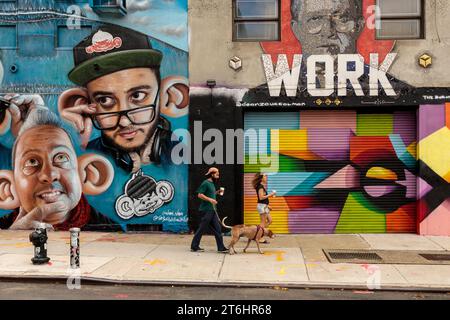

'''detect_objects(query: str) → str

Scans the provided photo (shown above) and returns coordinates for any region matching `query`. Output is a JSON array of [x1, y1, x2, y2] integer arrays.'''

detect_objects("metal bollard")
[[70, 228, 80, 269]]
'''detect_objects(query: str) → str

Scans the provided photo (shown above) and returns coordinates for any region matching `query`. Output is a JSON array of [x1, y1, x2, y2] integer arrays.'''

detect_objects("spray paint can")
[[70, 228, 80, 269]]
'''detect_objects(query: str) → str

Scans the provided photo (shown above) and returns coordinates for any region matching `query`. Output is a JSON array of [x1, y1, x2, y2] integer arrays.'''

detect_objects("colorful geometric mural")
[[244, 110, 417, 234], [417, 104, 450, 236]]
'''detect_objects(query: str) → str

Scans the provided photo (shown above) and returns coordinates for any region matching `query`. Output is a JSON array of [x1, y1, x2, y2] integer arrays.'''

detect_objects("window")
[[233, 0, 280, 41], [17, 21, 55, 57], [90, 0, 127, 15], [376, 0, 424, 39]]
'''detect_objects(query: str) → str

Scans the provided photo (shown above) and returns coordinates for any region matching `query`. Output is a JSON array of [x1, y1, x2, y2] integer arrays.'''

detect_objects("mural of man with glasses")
[[290, 0, 365, 57], [57, 25, 189, 231], [58, 25, 189, 173]]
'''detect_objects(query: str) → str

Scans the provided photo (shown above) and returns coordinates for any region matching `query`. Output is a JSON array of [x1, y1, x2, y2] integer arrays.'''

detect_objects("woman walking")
[[252, 173, 276, 244]]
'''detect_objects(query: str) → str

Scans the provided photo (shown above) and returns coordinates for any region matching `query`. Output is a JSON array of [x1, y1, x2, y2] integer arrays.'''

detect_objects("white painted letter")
[[338, 54, 364, 96], [262, 54, 302, 97], [307, 55, 334, 97], [369, 53, 397, 96]]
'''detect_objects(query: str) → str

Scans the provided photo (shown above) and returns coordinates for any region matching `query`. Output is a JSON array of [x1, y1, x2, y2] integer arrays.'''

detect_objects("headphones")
[[100, 116, 172, 172]]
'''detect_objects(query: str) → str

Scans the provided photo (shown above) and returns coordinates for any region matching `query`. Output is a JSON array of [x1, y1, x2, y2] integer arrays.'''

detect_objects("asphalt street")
[[0, 280, 449, 300]]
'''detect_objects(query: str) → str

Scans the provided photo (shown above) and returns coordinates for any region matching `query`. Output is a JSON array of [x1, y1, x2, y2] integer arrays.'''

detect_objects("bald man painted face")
[[13, 126, 82, 222], [291, 0, 365, 56]]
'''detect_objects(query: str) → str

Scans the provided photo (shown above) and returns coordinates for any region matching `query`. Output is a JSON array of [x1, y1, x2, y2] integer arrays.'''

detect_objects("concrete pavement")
[[1, 231, 450, 291]]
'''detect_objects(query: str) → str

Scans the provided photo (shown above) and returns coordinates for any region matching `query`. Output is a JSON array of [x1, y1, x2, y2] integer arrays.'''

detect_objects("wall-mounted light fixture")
[[206, 80, 216, 88]]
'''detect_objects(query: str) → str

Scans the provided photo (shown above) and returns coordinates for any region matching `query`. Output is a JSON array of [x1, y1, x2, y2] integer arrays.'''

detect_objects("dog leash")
[[213, 204, 221, 223]]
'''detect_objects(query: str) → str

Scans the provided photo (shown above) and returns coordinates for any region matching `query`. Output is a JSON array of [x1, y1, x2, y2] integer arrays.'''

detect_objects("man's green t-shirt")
[[197, 179, 216, 212]]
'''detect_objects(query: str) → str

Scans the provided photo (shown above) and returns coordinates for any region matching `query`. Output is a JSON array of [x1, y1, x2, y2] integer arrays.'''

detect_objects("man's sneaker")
[[218, 248, 229, 253], [191, 247, 205, 252]]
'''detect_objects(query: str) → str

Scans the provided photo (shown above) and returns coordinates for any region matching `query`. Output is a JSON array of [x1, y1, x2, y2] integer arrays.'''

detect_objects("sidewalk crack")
[[217, 254, 226, 281], [358, 234, 372, 249], [393, 265, 410, 284], [145, 243, 161, 257], [425, 237, 447, 251], [299, 247, 311, 282]]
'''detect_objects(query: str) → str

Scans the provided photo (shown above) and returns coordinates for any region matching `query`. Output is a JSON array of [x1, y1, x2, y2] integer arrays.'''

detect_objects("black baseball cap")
[[68, 24, 163, 86]]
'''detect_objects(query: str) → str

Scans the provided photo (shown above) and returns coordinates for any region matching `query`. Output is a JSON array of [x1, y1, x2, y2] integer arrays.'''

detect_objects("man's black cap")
[[68, 24, 163, 86]]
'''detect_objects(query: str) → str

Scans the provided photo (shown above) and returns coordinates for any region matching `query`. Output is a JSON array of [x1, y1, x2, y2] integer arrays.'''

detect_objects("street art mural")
[[244, 110, 417, 234], [236, 0, 450, 236], [241, 0, 449, 107], [417, 104, 450, 235], [0, 108, 116, 230], [0, 0, 189, 232]]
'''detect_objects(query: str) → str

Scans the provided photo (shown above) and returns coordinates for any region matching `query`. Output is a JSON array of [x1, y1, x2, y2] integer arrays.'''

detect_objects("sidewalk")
[[1, 231, 450, 292]]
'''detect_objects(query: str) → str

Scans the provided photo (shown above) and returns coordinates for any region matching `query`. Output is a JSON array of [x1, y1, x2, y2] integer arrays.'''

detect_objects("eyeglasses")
[[89, 91, 158, 131], [90, 104, 157, 130], [305, 14, 356, 34]]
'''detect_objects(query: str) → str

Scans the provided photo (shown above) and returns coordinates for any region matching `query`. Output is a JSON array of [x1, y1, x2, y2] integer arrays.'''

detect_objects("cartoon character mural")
[[115, 170, 174, 219], [0, 1, 189, 232]]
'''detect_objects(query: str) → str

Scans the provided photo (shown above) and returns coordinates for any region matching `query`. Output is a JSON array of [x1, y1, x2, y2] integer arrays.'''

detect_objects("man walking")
[[191, 167, 228, 253]]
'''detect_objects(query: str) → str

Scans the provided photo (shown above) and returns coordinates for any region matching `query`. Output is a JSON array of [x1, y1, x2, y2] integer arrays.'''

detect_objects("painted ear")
[[0, 110, 11, 135], [58, 88, 90, 114], [78, 154, 114, 196], [58, 88, 94, 148], [159, 76, 189, 118], [0, 170, 20, 210]]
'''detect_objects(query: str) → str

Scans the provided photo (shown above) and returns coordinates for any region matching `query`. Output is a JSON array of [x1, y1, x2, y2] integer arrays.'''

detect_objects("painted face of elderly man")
[[291, 0, 365, 56], [0, 109, 114, 230]]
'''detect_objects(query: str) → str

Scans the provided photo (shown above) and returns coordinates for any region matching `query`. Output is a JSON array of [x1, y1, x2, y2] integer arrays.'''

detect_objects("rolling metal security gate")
[[243, 110, 417, 234]]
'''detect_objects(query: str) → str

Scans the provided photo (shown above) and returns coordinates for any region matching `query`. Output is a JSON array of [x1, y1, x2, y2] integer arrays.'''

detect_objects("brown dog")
[[221, 217, 275, 255]]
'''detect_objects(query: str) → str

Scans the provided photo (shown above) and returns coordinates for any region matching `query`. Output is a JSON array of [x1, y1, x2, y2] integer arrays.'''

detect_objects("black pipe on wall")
[[188, 91, 243, 233]]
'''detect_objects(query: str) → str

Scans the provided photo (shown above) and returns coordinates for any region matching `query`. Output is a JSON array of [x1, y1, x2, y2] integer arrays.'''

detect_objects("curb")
[[1, 274, 450, 293]]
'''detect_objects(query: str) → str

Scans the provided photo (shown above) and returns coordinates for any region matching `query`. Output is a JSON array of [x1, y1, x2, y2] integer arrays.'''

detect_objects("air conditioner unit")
[[89, 0, 127, 16]]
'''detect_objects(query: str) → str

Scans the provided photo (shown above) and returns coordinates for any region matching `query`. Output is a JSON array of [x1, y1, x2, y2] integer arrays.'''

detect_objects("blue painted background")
[[0, 0, 189, 233]]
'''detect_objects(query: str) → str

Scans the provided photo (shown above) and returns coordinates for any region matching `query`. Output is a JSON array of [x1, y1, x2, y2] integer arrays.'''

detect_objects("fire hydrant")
[[29, 223, 50, 265]]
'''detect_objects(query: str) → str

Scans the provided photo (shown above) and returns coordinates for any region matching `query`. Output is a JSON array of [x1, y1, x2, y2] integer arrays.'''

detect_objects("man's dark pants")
[[191, 210, 226, 251]]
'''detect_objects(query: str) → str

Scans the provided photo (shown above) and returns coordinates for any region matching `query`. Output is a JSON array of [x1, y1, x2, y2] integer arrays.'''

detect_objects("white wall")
[[389, 0, 450, 87], [189, 0, 265, 87]]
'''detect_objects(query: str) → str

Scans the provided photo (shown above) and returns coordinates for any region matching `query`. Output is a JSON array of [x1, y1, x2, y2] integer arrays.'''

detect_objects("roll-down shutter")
[[243, 110, 417, 234]]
